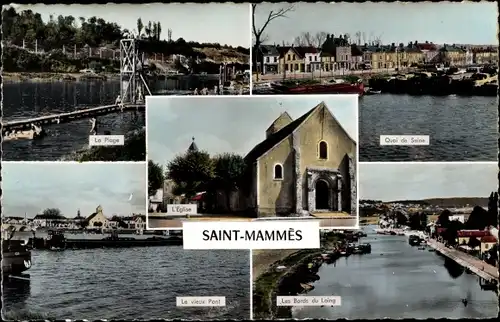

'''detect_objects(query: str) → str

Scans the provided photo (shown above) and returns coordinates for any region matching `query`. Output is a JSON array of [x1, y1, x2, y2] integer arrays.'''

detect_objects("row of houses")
[[2, 206, 146, 231], [255, 42, 498, 74]]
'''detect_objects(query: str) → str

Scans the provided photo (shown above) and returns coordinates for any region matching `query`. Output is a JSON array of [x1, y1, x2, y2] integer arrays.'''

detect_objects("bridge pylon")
[[119, 38, 152, 104]]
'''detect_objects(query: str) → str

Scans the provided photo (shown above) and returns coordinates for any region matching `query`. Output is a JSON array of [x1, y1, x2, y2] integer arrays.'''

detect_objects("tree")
[[42, 208, 63, 218], [468, 236, 481, 250], [148, 160, 165, 196], [301, 32, 314, 47], [315, 32, 328, 48], [252, 3, 294, 81], [436, 209, 451, 228], [407, 212, 421, 230], [167, 150, 215, 198], [442, 220, 464, 246], [137, 18, 143, 37], [212, 153, 247, 211]]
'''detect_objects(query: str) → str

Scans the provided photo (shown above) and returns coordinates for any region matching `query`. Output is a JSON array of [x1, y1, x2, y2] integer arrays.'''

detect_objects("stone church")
[[241, 101, 357, 217]]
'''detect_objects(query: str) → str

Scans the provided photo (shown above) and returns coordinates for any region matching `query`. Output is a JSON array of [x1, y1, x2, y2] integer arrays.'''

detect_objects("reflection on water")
[[359, 94, 497, 161], [3, 81, 145, 161], [292, 227, 497, 319], [2, 247, 250, 320]]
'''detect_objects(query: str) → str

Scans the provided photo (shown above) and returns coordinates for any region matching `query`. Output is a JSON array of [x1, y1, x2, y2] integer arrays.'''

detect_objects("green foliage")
[[166, 151, 247, 199], [212, 153, 247, 191], [167, 150, 215, 197], [2, 8, 248, 73], [77, 128, 146, 162], [148, 160, 165, 196], [467, 236, 481, 249], [343, 75, 360, 83], [436, 209, 451, 227], [41, 208, 63, 218]]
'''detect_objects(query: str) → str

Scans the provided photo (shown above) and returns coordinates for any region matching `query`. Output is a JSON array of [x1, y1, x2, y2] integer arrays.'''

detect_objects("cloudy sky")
[[359, 162, 498, 201], [11, 3, 250, 47], [254, 2, 497, 45], [147, 95, 358, 166], [2, 162, 147, 218]]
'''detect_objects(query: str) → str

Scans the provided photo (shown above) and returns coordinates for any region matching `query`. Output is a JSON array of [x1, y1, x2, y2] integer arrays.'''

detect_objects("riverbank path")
[[427, 239, 498, 282], [253, 68, 409, 84]]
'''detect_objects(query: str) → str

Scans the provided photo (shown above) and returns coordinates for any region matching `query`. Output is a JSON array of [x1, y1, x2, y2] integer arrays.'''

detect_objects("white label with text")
[[277, 296, 342, 306], [183, 221, 320, 249], [176, 296, 226, 307], [167, 204, 197, 215], [380, 135, 430, 146], [89, 135, 125, 146]]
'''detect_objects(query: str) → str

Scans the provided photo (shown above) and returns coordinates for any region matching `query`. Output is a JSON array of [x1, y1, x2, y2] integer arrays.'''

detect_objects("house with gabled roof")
[[258, 44, 280, 74], [240, 102, 357, 217], [277, 45, 305, 73]]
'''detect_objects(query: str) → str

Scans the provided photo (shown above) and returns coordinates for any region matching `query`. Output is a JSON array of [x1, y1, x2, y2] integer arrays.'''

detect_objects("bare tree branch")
[[252, 4, 295, 80], [315, 31, 327, 48], [293, 36, 305, 47], [252, 4, 295, 44], [302, 32, 314, 47]]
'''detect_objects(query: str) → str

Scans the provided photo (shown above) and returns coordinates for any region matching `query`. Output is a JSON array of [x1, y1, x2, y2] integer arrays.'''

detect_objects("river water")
[[2, 247, 250, 320], [2, 81, 145, 161], [292, 227, 497, 319], [359, 94, 497, 161]]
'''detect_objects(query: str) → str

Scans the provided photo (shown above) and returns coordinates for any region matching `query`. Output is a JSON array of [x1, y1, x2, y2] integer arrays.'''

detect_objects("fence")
[[8, 40, 120, 61]]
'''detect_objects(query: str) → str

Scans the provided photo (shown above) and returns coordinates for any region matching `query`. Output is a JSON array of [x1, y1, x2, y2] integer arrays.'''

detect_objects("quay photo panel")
[[252, 162, 498, 320], [2, 2, 251, 162], [1, 161, 251, 320], [252, 1, 498, 162], [146, 94, 359, 230]]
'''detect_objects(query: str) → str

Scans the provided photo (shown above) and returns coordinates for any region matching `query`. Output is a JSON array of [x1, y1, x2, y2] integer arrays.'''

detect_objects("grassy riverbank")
[[253, 235, 340, 320], [2, 72, 119, 83], [62, 127, 146, 162]]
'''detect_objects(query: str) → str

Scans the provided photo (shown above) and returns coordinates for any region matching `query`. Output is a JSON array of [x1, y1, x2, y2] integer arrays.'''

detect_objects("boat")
[[408, 235, 421, 246], [1, 240, 32, 275], [2, 128, 46, 141], [270, 79, 365, 95], [44, 230, 183, 249], [365, 89, 382, 95]]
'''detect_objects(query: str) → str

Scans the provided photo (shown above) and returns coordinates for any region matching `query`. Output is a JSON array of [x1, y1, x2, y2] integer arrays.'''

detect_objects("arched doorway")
[[315, 179, 330, 210]]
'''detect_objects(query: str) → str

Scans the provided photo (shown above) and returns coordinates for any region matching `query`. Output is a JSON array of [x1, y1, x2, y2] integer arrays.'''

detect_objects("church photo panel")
[[146, 95, 359, 229]]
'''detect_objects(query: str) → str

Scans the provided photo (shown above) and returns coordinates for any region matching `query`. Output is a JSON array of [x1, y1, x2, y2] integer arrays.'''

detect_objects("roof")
[[33, 214, 66, 220], [295, 46, 319, 55], [265, 111, 293, 133], [276, 46, 303, 58], [417, 43, 438, 51], [260, 45, 279, 56], [244, 104, 318, 163], [481, 235, 497, 243], [134, 214, 146, 221], [245, 101, 358, 164], [440, 46, 465, 53], [351, 45, 363, 56], [457, 230, 490, 238], [86, 212, 98, 222], [188, 137, 198, 152]]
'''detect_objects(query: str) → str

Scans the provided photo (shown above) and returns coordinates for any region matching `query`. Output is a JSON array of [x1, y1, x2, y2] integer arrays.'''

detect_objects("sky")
[[254, 2, 498, 45], [2, 162, 147, 218], [9, 3, 250, 47], [147, 95, 358, 166], [359, 162, 498, 201]]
